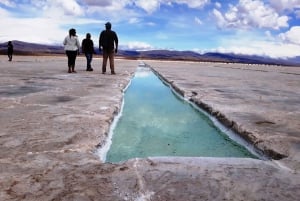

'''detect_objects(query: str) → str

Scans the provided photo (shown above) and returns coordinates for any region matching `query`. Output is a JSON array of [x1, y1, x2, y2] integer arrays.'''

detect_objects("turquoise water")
[[105, 67, 257, 163]]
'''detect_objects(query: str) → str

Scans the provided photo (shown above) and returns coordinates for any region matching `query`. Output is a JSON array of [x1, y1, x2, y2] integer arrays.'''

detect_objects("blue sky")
[[0, 0, 300, 58]]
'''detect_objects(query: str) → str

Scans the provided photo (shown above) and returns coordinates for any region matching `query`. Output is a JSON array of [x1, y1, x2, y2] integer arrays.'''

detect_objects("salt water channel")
[[99, 64, 261, 163]]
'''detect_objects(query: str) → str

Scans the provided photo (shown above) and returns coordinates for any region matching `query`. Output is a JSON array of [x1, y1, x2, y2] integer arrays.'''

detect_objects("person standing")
[[81, 33, 95, 71], [63, 28, 80, 73], [7, 41, 13, 62], [99, 22, 118, 74]]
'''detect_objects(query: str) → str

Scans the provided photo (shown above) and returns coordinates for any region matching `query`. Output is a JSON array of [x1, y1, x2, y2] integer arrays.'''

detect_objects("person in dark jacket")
[[7, 41, 13, 61], [81, 33, 95, 71], [99, 22, 118, 74]]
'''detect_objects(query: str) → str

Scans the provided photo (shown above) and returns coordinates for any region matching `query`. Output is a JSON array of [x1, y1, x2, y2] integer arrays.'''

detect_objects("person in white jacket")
[[63, 28, 80, 73]]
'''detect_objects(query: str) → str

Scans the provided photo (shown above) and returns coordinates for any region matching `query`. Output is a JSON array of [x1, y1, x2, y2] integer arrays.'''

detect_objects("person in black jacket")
[[99, 22, 118, 74], [82, 33, 95, 71], [7, 41, 13, 61]]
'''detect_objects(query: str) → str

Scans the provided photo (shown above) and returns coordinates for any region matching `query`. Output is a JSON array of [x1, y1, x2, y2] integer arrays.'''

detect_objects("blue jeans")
[[85, 53, 93, 69]]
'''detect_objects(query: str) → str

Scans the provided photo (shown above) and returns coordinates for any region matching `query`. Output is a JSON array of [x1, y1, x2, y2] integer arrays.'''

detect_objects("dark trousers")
[[85, 53, 93, 69], [102, 49, 115, 73], [8, 53, 12, 61], [66, 50, 77, 67]]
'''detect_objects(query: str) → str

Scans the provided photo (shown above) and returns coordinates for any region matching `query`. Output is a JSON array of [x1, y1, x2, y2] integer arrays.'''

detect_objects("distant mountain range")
[[0, 40, 64, 55], [0, 40, 299, 66]]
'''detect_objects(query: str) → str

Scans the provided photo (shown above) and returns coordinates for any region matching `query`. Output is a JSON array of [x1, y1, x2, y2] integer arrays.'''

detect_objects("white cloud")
[[135, 0, 160, 14], [0, 0, 16, 7], [0, 1, 102, 44], [265, 30, 274, 40], [7, 0, 85, 19], [269, 0, 300, 12], [215, 2, 222, 9], [195, 17, 203, 25], [213, 0, 289, 30], [0, 6, 9, 16], [0, 17, 66, 44], [214, 30, 300, 58], [128, 17, 141, 24], [215, 41, 300, 58], [83, 1, 139, 22], [296, 10, 300, 18], [0, 0, 132, 45], [133, 0, 210, 13], [125, 41, 153, 50], [172, 0, 210, 9], [212, 8, 226, 28], [61, 0, 84, 16], [45, 0, 84, 16], [146, 22, 156, 26], [279, 26, 300, 45], [82, 0, 112, 7]]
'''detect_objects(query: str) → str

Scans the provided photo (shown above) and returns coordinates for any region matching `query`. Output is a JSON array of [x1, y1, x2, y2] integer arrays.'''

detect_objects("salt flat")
[[0, 55, 299, 201]]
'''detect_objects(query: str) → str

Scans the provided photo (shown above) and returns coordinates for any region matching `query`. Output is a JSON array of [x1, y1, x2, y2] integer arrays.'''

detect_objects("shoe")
[[72, 70, 77, 73], [68, 70, 72, 73], [87, 68, 93, 71], [111, 71, 116, 75]]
